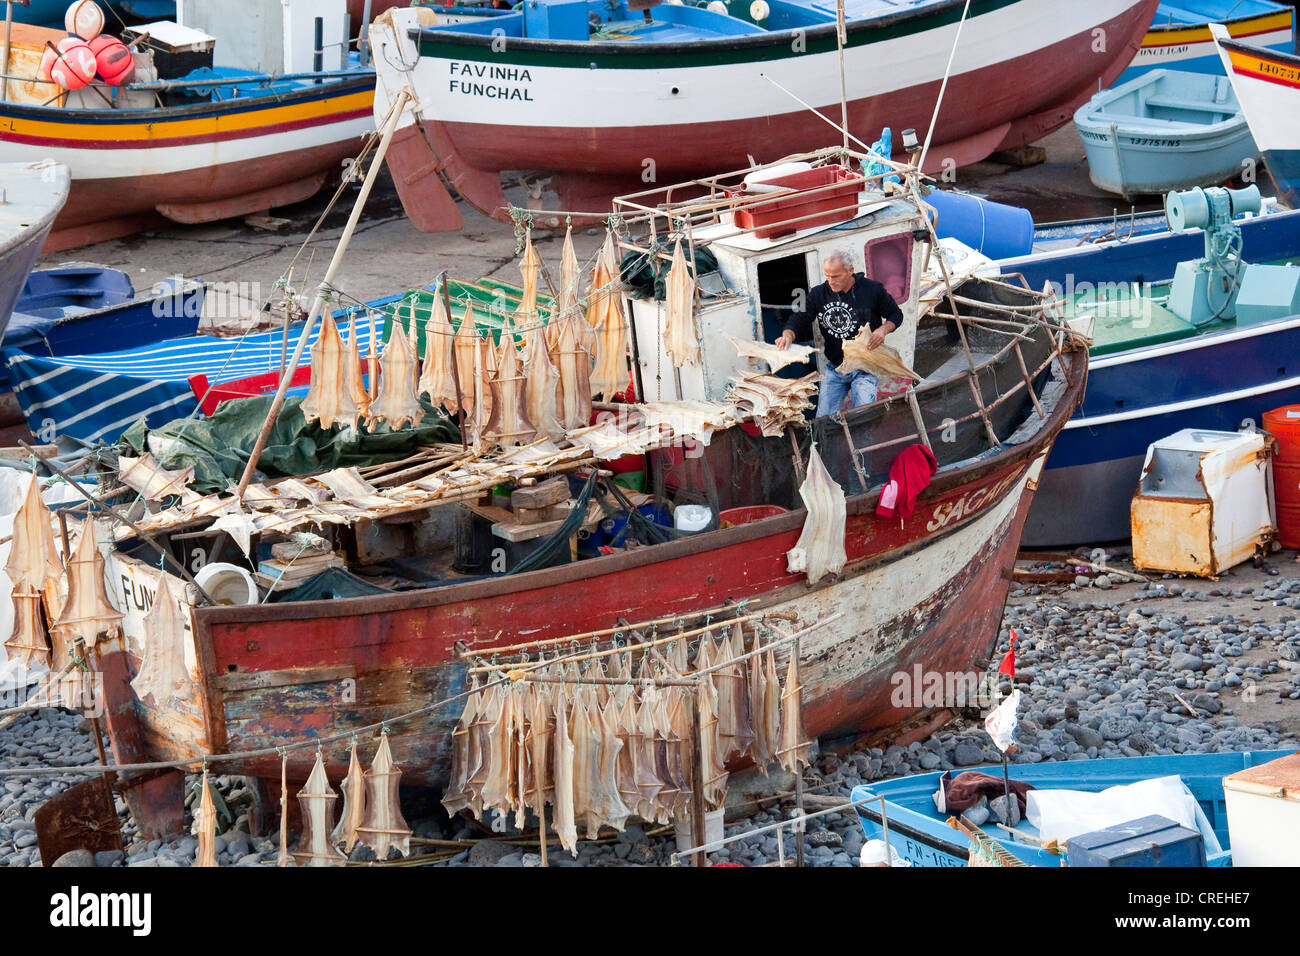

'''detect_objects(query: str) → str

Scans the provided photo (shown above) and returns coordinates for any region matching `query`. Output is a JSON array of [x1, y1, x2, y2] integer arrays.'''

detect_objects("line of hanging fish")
[[299, 226, 688, 449], [444, 625, 809, 857], [193, 733, 413, 868]]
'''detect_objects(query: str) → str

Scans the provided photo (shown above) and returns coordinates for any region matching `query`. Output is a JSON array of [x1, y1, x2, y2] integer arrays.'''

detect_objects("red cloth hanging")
[[875, 443, 938, 519]]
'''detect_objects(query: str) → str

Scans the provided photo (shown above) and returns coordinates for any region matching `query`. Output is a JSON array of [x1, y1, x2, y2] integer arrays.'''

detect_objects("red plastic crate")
[[732, 165, 865, 239]]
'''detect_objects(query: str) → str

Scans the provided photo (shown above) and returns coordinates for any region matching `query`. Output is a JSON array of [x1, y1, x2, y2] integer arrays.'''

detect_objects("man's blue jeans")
[[817, 365, 878, 418]]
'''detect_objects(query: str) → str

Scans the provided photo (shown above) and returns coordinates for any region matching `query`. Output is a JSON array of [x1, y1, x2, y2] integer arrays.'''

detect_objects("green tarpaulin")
[[121, 395, 459, 495]]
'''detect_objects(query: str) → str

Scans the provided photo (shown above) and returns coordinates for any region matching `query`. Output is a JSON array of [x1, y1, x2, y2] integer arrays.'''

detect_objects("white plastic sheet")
[[1026, 775, 1199, 845]]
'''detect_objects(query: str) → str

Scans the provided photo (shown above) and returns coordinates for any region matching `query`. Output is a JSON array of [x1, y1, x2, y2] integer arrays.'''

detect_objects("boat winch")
[[1165, 184, 1259, 326]]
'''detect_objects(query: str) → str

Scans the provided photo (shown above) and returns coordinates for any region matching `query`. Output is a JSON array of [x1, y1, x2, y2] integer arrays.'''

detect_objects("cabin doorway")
[[757, 253, 819, 381]]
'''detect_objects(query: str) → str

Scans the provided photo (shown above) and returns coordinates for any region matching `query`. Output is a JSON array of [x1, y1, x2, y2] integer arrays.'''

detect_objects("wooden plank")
[[510, 476, 569, 510], [466, 503, 513, 525], [214, 664, 356, 693], [492, 515, 567, 543], [0, 445, 58, 461]]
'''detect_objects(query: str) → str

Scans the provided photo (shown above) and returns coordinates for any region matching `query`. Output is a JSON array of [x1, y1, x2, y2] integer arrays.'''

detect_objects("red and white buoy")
[[64, 0, 105, 41], [89, 34, 134, 86], [39, 37, 98, 90]]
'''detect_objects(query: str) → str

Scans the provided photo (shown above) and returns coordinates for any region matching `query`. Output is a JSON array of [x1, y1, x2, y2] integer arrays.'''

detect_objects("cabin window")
[[756, 253, 818, 380], [863, 233, 914, 306]]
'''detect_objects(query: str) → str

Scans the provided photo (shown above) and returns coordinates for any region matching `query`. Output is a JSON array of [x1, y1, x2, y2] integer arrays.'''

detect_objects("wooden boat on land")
[[367, 0, 1160, 231], [1118, 0, 1294, 85], [0, 2, 374, 251], [851, 749, 1298, 866], [1214, 27, 1300, 209], [81, 149, 1086, 838], [1075, 69, 1259, 199]]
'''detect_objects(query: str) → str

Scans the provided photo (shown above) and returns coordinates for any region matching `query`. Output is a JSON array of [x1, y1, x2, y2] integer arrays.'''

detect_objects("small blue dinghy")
[[1075, 69, 1259, 200], [850, 749, 1296, 867]]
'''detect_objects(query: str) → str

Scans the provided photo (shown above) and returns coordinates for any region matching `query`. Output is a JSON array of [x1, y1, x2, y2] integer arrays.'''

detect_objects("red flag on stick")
[[997, 628, 1018, 679]]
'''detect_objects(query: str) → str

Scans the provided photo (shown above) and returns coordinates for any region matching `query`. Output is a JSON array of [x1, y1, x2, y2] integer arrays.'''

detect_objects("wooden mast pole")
[[236, 89, 411, 498]]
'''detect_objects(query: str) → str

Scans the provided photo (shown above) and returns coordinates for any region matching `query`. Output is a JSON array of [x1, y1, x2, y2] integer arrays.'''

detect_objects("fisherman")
[[775, 250, 903, 417]]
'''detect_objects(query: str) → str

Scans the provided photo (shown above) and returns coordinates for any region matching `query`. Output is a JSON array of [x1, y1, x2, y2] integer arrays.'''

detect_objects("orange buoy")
[[64, 0, 105, 41], [89, 34, 134, 86], [1264, 405, 1300, 549], [40, 37, 98, 91]]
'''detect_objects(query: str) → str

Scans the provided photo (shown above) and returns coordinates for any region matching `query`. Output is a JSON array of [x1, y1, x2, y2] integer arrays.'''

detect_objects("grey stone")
[[94, 850, 124, 868], [52, 849, 95, 868], [494, 853, 525, 867], [1063, 724, 1103, 749], [626, 843, 657, 865], [989, 795, 1021, 827], [1099, 717, 1137, 741], [953, 741, 984, 767], [1171, 652, 1202, 672], [468, 838, 516, 867], [808, 829, 842, 848], [919, 752, 941, 770]]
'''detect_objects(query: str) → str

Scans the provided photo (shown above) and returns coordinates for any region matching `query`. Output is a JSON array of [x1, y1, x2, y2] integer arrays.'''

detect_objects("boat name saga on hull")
[[448, 61, 535, 101]]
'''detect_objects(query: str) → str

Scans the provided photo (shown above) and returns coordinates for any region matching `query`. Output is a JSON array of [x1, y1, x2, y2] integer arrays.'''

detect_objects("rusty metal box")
[[1131, 429, 1273, 577]]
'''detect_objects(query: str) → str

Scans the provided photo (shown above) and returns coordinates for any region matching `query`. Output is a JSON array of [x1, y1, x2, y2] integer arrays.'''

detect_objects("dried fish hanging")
[[695, 656, 729, 812], [345, 312, 371, 419], [194, 767, 219, 868], [357, 731, 412, 859], [300, 313, 361, 430], [588, 231, 628, 399], [664, 240, 700, 368], [551, 694, 578, 855], [746, 631, 773, 770], [548, 223, 584, 351], [49, 520, 122, 673], [3, 477, 62, 667], [777, 651, 812, 773], [483, 320, 536, 447], [786, 442, 847, 585], [331, 740, 366, 854], [130, 574, 197, 707], [551, 308, 593, 431], [295, 750, 347, 866], [366, 318, 424, 430], [417, 286, 459, 412], [441, 677, 481, 817], [522, 314, 563, 440], [277, 751, 291, 867], [453, 302, 481, 439]]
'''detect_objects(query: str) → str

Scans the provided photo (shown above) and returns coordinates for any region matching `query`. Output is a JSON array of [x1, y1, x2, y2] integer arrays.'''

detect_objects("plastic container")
[[719, 504, 788, 528], [1264, 405, 1300, 549], [1222, 751, 1300, 866], [925, 189, 1034, 260], [732, 165, 864, 239], [674, 808, 725, 854], [194, 563, 259, 606], [599, 504, 671, 546], [674, 504, 713, 534]]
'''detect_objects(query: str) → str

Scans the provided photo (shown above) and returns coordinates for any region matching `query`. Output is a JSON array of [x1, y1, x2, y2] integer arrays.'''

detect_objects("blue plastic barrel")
[[925, 189, 1034, 260]]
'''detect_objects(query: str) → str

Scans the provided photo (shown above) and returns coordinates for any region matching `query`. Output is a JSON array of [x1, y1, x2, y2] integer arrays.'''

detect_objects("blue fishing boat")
[[851, 749, 1297, 866], [1214, 27, 1300, 208], [0, 266, 206, 430], [930, 187, 1300, 546], [0, 162, 70, 336], [1118, 0, 1294, 84], [1075, 70, 1259, 199]]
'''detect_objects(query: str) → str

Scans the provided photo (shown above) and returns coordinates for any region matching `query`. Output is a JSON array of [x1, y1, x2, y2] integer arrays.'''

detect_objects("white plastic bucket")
[[674, 504, 712, 534], [194, 562, 259, 606]]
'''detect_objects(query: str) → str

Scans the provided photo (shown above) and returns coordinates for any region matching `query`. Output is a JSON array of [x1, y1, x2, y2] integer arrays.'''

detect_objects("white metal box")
[[1223, 752, 1300, 866], [1130, 428, 1273, 576]]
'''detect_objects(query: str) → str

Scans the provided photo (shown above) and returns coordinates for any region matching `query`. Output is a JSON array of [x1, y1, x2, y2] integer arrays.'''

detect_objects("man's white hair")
[[825, 249, 855, 270]]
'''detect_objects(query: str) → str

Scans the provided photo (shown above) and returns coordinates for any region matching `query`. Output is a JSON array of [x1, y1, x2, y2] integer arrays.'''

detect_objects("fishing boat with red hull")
[[83, 149, 1086, 837], [367, 0, 1161, 231]]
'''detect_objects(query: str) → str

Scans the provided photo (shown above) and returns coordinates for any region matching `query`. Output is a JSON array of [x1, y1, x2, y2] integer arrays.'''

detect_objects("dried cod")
[[696, 666, 729, 811], [345, 313, 371, 419], [3, 477, 62, 666], [522, 313, 563, 441], [664, 240, 700, 368], [356, 732, 412, 859], [786, 443, 847, 585], [295, 750, 346, 866], [195, 769, 219, 868], [591, 701, 631, 836], [117, 454, 195, 501], [746, 631, 773, 770], [728, 335, 816, 373], [367, 320, 425, 431], [551, 694, 578, 855], [418, 287, 460, 412], [50, 521, 122, 666], [301, 313, 362, 430], [453, 303, 482, 434], [838, 330, 921, 383], [130, 575, 196, 707], [777, 652, 812, 773], [332, 740, 366, 853], [483, 324, 536, 447], [588, 231, 628, 399], [442, 675, 481, 816], [551, 309, 593, 431]]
